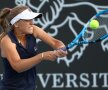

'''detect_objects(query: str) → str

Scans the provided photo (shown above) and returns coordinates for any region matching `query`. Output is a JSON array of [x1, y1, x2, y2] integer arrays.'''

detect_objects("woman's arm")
[[32, 25, 65, 49], [0, 26, 67, 73], [0, 35, 58, 73]]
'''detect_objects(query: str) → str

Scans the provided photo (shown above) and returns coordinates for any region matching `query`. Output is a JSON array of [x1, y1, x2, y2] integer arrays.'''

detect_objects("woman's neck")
[[14, 30, 26, 44], [14, 30, 25, 36]]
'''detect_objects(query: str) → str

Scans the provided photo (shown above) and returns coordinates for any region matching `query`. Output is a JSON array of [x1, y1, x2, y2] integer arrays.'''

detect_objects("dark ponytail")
[[0, 8, 11, 41], [0, 6, 28, 41]]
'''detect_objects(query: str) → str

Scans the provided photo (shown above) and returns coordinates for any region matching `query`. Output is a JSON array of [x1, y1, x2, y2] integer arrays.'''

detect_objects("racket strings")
[[83, 15, 108, 42]]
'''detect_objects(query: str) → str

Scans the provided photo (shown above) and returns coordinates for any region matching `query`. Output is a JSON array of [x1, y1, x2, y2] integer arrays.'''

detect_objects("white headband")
[[10, 9, 42, 25]]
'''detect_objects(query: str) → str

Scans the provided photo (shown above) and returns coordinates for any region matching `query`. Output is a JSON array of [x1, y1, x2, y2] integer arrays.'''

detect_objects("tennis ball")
[[89, 19, 99, 29]]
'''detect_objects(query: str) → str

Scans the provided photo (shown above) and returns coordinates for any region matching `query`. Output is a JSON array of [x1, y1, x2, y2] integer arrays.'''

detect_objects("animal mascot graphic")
[[15, 0, 108, 67]]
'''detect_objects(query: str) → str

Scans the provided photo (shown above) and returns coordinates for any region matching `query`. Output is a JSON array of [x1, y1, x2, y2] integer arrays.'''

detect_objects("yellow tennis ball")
[[89, 19, 99, 29]]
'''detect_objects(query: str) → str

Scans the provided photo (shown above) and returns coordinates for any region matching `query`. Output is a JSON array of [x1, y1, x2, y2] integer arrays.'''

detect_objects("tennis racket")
[[62, 9, 108, 51]]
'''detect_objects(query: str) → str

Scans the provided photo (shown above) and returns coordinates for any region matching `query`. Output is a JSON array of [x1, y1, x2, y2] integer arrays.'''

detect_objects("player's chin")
[[24, 30, 33, 35], [29, 29, 33, 34], [26, 28, 33, 34]]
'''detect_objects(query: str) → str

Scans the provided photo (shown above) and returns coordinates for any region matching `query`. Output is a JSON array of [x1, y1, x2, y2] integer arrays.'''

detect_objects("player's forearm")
[[32, 25, 65, 49], [13, 53, 43, 73], [51, 39, 65, 49]]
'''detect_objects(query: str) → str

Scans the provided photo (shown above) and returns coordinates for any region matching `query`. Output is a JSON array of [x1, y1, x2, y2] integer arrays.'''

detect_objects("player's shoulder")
[[1, 35, 10, 43], [0, 35, 13, 46]]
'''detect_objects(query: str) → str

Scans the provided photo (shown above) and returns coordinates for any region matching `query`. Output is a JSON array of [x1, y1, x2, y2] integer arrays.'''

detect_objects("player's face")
[[16, 19, 34, 34]]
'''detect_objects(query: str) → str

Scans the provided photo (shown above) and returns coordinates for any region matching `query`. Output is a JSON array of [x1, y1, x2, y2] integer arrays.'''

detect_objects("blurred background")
[[0, 0, 108, 90]]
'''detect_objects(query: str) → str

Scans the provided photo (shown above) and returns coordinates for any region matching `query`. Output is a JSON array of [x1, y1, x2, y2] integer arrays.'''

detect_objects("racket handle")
[[61, 46, 68, 51]]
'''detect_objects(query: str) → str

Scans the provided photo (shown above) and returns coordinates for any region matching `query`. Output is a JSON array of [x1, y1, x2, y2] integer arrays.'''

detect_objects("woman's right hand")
[[42, 49, 67, 61], [42, 51, 58, 61]]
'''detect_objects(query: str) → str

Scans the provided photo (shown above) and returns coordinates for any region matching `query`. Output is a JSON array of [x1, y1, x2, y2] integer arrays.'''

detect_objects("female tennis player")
[[0, 5, 67, 90]]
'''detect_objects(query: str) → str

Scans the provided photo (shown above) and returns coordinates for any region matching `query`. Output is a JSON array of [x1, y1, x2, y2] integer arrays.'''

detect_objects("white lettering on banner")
[[0, 73, 108, 88], [80, 73, 90, 88], [52, 73, 64, 88], [65, 73, 78, 88], [36, 73, 108, 88], [91, 73, 98, 88], [0, 74, 3, 80], [99, 73, 108, 87], [37, 73, 51, 88]]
